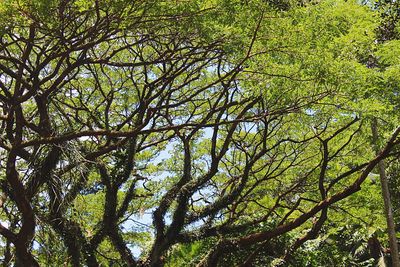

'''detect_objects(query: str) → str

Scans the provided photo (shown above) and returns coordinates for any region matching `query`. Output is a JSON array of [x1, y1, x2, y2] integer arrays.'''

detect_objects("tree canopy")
[[0, 0, 400, 266]]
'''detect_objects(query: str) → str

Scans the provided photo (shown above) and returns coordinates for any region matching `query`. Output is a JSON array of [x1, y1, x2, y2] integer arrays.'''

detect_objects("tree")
[[0, 0, 399, 266]]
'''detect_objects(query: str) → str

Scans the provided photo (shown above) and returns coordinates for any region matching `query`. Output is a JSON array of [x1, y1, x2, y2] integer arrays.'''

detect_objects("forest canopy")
[[0, 0, 400, 266]]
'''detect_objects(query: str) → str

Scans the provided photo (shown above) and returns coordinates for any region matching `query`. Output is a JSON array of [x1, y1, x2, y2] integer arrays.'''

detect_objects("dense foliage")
[[0, 0, 400, 266]]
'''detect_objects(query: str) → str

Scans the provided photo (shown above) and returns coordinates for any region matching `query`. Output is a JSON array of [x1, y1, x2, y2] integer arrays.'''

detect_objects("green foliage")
[[0, 0, 400, 266]]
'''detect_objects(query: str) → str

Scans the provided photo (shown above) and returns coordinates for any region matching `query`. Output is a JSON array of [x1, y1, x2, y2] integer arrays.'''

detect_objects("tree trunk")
[[371, 118, 400, 267]]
